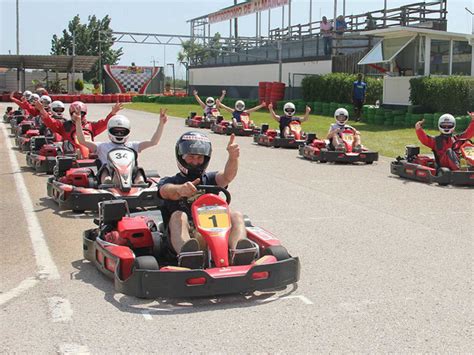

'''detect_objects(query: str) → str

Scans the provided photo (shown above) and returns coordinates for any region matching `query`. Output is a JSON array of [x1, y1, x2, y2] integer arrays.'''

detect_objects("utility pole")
[[98, 30, 102, 91], [16, 0, 20, 91], [72, 31, 76, 94], [167, 63, 175, 95]]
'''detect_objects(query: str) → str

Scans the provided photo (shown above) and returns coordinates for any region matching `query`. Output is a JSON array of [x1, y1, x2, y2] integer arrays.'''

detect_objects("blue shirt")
[[232, 110, 244, 122], [157, 172, 218, 225], [352, 81, 367, 100], [279, 115, 300, 136]]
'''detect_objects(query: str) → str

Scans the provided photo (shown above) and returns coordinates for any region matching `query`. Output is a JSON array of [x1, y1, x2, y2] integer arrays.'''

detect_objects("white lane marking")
[[260, 295, 314, 305], [57, 343, 90, 355], [1, 124, 60, 280], [141, 310, 154, 320], [0, 277, 39, 306], [48, 297, 73, 322]]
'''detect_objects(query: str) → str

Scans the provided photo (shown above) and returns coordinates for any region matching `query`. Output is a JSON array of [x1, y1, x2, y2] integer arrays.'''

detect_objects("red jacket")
[[416, 118, 474, 170], [10, 97, 39, 116], [40, 111, 113, 158]]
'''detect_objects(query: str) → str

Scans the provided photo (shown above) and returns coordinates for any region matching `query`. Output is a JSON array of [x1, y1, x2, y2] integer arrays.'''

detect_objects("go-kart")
[[254, 121, 306, 148], [9, 111, 28, 133], [391, 140, 474, 186], [211, 113, 259, 136], [299, 128, 378, 164], [14, 120, 40, 152], [83, 185, 300, 298], [185, 109, 221, 129], [3, 107, 15, 123], [47, 147, 162, 212]]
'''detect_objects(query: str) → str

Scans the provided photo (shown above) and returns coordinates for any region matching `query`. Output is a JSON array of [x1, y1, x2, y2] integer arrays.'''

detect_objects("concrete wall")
[[189, 59, 332, 99]]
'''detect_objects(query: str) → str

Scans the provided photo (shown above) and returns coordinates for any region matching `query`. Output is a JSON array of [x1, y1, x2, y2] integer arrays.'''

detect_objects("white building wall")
[[0, 70, 82, 92], [189, 60, 332, 87]]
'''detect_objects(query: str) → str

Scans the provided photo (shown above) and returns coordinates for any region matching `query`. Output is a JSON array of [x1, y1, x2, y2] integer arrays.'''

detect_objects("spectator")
[[352, 73, 367, 122], [365, 13, 377, 30], [335, 15, 347, 55], [320, 16, 333, 56]]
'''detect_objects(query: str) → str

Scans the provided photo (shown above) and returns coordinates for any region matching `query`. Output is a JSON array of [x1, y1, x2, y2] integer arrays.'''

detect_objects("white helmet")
[[438, 114, 456, 135], [23, 90, 32, 100], [283, 102, 296, 117], [29, 93, 40, 103], [334, 108, 349, 126], [51, 101, 65, 118], [107, 115, 131, 144], [40, 95, 52, 107], [235, 100, 245, 112], [205, 97, 215, 107]]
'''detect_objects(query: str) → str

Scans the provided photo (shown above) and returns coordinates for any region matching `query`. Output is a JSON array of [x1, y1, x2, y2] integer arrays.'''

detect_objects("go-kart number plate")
[[196, 206, 230, 230], [109, 150, 133, 166], [342, 133, 354, 143]]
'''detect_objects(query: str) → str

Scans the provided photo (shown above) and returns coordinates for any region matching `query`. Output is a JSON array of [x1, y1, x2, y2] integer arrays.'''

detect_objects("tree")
[[177, 33, 222, 65], [51, 14, 123, 81]]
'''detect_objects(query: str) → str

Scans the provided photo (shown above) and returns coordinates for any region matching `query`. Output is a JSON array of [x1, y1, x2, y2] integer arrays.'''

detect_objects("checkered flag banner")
[[104, 65, 160, 94]]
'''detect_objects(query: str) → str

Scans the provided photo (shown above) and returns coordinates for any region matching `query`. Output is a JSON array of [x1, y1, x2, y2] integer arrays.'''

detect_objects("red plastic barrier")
[[258, 82, 269, 104], [2, 93, 10, 102], [103, 94, 112, 103], [110, 94, 118, 103], [264, 82, 273, 105], [95, 95, 104, 103], [63, 95, 72, 103], [270, 82, 286, 107]]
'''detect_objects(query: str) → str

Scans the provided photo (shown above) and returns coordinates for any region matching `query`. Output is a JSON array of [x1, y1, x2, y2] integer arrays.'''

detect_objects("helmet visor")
[[52, 107, 65, 113], [206, 99, 214, 105], [284, 108, 295, 114], [109, 127, 130, 137], [336, 114, 348, 123], [178, 139, 211, 157], [440, 123, 454, 130], [235, 103, 245, 111]]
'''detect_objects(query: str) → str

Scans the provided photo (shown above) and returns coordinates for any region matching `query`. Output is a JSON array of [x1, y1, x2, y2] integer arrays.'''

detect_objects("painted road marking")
[[259, 295, 314, 305], [57, 343, 90, 355], [48, 297, 73, 322], [1, 124, 60, 281], [0, 277, 39, 306], [141, 310, 154, 320]]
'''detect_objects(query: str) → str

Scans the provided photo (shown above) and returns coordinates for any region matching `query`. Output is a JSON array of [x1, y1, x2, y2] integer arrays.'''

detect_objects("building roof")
[[0, 55, 99, 71], [364, 26, 474, 42]]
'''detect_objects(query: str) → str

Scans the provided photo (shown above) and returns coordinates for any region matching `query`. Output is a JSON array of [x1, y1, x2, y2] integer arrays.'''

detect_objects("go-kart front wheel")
[[134, 256, 159, 270]]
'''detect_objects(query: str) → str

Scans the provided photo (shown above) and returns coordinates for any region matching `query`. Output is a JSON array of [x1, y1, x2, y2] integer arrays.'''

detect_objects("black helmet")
[[175, 131, 212, 179]]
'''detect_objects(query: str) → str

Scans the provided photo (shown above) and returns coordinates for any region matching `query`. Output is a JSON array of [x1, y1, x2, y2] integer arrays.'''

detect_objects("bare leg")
[[228, 211, 247, 249], [283, 126, 290, 138], [133, 171, 145, 184], [169, 211, 191, 253], [99, 169, 112, 184]]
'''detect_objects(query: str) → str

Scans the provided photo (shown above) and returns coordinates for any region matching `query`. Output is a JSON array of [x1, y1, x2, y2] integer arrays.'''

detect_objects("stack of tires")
[[456, 115, 470, 132], [374, 108, 385, 125], [422, 113, 434, 129], [393, 110, 406, 128], [270, 82, 285, 108], [258, 82, 269, 104], [383, 110, 393, 126], [313, 102, 323, 114], [322, 103, 331, 117]]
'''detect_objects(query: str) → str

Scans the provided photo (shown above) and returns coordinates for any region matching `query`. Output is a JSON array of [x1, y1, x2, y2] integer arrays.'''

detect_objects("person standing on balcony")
[[335, 15, 347, 55], [320, 16, 333, 56]]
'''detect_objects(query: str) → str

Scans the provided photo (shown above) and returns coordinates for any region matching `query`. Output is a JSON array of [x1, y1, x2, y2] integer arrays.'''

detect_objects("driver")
[[217, 99, 266, 128], [74, 109, 168, 184], [268, 102, 311, 138], [35, 100, 123, 158], [327, 108, 362, 152], [192, 89, 226, 117], [415, 112, 474, 171], [157, 131, 255, 269]]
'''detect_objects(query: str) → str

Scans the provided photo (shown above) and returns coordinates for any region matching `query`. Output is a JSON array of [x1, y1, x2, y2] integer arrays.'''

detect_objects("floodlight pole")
[[72, 31, 76, 94], [167, 63, 175, 94], [278, 40, 282, 82], [16, 0, 19, 54], [466, 7, 474, 34], [98, 30, 102, 91]]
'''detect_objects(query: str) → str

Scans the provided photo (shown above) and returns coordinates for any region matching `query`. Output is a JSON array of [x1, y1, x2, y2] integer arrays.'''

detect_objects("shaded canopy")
[[0, 54, 99, 71]]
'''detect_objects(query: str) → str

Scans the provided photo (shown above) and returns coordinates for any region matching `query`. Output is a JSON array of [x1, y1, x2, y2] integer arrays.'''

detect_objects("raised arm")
[[90, 102, 123, 135], [216, 134, 239, 187], [246, 101, 267, 114], [219, 89, 227, 102], [268, 103, 280, 122], [301, 105, 311, 122], [137, 108, 168, 152], [193, 90, 206, 109], [216, 99, 233, 113], [34, 101, 62, 132], [74, 112, 97, 152]]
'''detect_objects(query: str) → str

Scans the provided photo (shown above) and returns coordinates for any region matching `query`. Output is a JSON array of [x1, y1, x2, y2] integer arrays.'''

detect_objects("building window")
[[452, 40, 472, 76], [429, 39, 450, 75]]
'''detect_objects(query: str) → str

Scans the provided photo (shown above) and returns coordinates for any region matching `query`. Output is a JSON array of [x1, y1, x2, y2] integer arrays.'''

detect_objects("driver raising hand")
[[157, 132, 255, 269], [415, 112, 474, 171]]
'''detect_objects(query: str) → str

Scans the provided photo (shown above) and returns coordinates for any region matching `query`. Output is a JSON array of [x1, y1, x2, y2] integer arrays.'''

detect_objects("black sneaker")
[[178, 239, 204, 269]]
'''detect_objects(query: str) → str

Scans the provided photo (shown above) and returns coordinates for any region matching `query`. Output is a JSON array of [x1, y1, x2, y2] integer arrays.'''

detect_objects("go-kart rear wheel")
[[134, 256, 159, 270], [263, 245, 290, 261]]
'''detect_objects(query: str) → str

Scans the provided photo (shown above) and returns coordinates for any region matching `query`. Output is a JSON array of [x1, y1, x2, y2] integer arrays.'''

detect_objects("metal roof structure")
[[0, 54, 99, 71]]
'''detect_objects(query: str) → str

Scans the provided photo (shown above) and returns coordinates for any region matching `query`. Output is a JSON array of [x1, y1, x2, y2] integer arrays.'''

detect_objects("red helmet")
[[69, 101, 87, 120]]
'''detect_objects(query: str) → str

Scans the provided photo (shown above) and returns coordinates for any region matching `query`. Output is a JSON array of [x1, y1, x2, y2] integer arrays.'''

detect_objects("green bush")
[[409, 76, 474, 115], [74, 79, 84, 92], [302, 73, 383, 105]]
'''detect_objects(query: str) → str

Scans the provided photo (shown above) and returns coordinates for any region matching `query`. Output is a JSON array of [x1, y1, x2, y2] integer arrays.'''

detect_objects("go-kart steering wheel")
[[452, 138, 472, 152], [195, 185, 231, 204]]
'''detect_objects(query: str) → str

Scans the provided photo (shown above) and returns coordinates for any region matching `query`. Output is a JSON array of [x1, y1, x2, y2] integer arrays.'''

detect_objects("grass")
[[125, 102, 441, 158]]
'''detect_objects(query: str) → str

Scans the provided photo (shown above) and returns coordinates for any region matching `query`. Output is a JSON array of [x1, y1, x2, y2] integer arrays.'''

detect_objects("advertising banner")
[[209, 0, 289, 24]]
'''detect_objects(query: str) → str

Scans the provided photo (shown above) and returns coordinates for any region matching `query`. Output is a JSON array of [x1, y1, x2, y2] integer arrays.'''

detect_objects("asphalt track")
[[0, 103, 472, 353]]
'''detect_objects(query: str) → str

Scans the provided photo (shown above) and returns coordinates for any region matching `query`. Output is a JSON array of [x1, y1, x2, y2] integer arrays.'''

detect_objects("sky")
[[1, 0, 473, 79]]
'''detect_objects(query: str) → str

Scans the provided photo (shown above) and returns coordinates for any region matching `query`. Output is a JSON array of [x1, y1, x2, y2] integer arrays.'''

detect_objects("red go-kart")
[[83, 185, 300, 298], [185, 109, 221, 129], [47, 147, 162, 212], [212, 113, 258, 137], [254, 121, 306, 148], [299, 128, 378, 164], [391, 140, 474, 186]]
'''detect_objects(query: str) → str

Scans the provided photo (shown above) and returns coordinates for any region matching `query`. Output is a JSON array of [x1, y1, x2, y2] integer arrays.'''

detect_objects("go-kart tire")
[[73, 209, 85, 214], [437, 168, 450, 186], [263, 245, 290, 261], [134, 256, 159, 270], [366, 161, 374, 165]]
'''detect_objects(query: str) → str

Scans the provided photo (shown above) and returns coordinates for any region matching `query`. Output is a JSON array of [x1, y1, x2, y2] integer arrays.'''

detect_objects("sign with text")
[[208, 0, 289, 24]]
